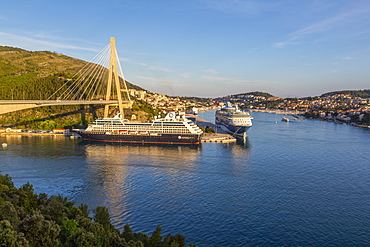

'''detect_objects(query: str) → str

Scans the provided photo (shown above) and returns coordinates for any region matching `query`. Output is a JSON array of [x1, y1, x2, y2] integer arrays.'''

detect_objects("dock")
[[186, 114, 237, 143]]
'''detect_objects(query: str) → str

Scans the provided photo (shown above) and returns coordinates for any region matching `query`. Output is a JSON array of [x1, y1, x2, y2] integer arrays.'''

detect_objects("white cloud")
[[202, 0, 259, 15], [135, 75, 175, 83], [0, 32, 98, 52], [273, 40, 300, 48], [202, 69, 219, 75], [180, 72, 192, 78], [138, 63, 170, 72], [202, 75, 229, 81], [274, 4, 370, 48], [201, 0, 280, 16], [201, 75, 268, 85], [119, 57, 130, 62]]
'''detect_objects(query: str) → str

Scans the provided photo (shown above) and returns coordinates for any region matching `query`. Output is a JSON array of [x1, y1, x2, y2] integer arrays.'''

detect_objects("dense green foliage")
[[321, 89, 370, 98], [0, 172, 195, 247], [199, 126, 215, 133], [0, 45, 143, 95], [363, 113, 370, 124], [131, 99, 161, 121], [177, 96, 212, 103], [0, 104, 101, 129], [240, 91, 274, 98]]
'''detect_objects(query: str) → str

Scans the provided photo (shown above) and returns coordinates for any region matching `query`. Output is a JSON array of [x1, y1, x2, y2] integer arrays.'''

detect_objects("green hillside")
[[238, 91, 274, 98], [0, 46, 149, 129], [0, 46, 142, 100], [321, 89, 370, 98], [0, 46, 84, 88]]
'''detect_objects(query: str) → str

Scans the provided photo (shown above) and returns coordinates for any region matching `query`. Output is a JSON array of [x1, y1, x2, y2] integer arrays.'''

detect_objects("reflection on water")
[[81, 142, 204, 223], [83, 142, 202, 166]]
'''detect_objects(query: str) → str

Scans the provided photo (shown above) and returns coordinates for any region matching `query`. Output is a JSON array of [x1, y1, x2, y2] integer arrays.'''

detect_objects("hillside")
[[321, 89, 370, 98], [0, 46, 143, 99], [0, 46, 85, 87], [215, 91, 274, 100], [0, 46, 151, 129]]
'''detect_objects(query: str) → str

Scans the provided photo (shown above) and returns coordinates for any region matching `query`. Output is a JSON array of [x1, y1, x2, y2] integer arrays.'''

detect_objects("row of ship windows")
[[92, 128, 192, 132], [93, 123, 191, 127], [217, 117, 250, 124], [233, 120, 251, 123], [93, 122, 191, 126], [92, 130, 191, 134], [92, 127, 191, 131]]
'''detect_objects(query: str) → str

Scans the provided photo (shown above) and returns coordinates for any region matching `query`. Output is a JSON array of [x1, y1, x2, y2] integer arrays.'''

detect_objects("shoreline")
[[0, 132, 79, 138]]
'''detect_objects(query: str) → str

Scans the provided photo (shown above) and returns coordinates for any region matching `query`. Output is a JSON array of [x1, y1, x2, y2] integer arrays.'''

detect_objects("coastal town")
[[1, 89, 370, 137], [132, 89, 370, 127]]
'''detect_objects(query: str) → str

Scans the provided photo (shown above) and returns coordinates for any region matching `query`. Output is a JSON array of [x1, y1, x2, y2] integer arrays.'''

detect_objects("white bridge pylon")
[[49, 37, 132, 118]]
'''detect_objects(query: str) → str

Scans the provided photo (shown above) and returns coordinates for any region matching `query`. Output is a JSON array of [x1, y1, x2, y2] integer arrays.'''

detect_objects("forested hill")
[[321, 89, 370, 98], [0, 46, 85, 87], [0, 46, 152, 130], [216, 91, 274, 100], [0, 45, 143, 100]]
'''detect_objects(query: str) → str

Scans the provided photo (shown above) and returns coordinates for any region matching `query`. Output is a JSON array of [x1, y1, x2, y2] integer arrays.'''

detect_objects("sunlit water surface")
[[1, 111, 370, 246]]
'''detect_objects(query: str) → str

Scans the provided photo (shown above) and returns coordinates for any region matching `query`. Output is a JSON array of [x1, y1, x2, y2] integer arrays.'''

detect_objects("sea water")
[[1, 111, 369, 246]]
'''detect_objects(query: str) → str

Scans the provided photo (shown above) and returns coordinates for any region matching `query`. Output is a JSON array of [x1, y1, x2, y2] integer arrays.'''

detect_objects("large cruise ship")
[[215, 102, 253, 136], [73, 112, 203, 145]]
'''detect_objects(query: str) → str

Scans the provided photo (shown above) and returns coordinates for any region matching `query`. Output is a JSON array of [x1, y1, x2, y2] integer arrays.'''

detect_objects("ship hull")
[[73, 131, 202, 145], [215, 119, 251, 135]]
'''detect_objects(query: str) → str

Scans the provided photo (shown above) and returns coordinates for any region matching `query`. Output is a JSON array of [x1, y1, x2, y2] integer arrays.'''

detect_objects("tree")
[[59, 219, 78, 244], [149, 225, 163, 247], [0, 172, 196, 247], [19, 211, 60, 247], [93, 206, 112, 231], [0, 202, 20, 226], [78, 203, 89, 217], [18, 182, 38, 213], [0, 220, 29, 247], [121, 223, 134, 242]]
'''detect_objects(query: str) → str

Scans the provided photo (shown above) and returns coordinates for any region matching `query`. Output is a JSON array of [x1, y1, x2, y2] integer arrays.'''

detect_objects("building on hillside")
[[53, 129, 70, 134], [127, 89, 146, 100]]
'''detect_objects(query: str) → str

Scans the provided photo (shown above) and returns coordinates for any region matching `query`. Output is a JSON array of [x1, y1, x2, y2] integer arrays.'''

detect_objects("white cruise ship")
[[215, 102, 253, 136]]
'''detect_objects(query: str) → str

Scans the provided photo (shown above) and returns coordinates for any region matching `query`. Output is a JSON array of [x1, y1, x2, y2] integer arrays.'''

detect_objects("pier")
[[186, 114, 237, 143]]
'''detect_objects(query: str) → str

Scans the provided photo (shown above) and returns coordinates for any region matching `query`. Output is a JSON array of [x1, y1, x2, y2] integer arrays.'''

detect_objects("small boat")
[[282, 117, 290, 122], [2, 143, 8, 147]]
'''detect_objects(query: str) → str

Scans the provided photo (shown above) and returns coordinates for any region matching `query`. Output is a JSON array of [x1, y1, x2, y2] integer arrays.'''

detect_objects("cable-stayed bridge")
[[0, 37, 132, 116]]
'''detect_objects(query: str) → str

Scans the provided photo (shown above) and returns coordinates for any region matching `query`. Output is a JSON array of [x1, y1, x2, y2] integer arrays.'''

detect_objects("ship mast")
[[104, 37, 130, 118]]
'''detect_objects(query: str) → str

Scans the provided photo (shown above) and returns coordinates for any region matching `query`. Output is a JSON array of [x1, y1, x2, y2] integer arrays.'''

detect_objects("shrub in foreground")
[[0, 172, 195, 247]]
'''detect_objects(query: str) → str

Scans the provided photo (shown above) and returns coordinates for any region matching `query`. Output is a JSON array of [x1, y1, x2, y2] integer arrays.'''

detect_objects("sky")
[[1, 0, 370, 98]]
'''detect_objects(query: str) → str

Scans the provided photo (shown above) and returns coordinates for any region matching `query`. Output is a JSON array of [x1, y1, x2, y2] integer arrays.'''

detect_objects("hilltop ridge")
[[0, 45, 143, 99], [0, 46, 85, 87]]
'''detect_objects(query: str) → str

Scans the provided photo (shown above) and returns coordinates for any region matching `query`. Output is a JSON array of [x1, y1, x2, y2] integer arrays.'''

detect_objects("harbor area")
[[1, 115, 238, 144], [0, 128, 78, 138], [186, 114, 237, 143]]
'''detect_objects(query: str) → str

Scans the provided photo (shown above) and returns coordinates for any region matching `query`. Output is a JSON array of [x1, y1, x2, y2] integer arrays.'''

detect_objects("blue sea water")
[[1, 111, 370, 246]]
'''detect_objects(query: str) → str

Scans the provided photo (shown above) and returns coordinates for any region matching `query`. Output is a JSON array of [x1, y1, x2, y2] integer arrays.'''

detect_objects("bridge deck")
[[0, 100, 130, 115]]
